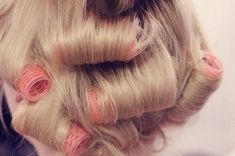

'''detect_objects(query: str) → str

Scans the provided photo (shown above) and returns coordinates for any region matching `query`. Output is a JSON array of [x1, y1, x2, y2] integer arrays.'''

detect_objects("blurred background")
[[156, 0, 235, 156]]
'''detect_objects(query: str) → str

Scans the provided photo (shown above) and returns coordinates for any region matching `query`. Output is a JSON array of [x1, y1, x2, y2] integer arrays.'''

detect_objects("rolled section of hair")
[[53, 16, 139, 66], [12, 102, 92, 155], [86, 42, 177, 124], [12, 98, 68, 151], [166, 52, 224, 123]]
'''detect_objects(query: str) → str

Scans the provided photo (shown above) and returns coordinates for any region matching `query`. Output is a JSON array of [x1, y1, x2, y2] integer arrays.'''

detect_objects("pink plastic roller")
[[201, 52, 224, 80], [17, 64, 52, 102], [64, 125, 92, 156]]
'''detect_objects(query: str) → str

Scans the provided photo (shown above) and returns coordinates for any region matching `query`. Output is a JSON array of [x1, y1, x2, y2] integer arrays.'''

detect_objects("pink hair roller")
[[64, 126, 92, 156], [201, 52, 224, 80], [17, 64, 52, 102], [89, 89, 103, 124]]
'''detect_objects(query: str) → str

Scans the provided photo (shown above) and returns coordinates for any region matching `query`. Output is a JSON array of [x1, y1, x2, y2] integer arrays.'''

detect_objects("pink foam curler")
[[64, 125, 92, 156], [89, 89, 103, 124], [17, 64, 52, 102], [201, 52, 224, 79]]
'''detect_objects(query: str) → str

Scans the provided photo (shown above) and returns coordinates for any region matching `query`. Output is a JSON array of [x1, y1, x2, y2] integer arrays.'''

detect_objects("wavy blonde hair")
[[0, 0, 223, 155]]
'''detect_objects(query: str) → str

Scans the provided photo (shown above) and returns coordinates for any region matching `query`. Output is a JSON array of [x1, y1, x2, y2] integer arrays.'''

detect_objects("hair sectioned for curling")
[[0, 0, 223, 155]]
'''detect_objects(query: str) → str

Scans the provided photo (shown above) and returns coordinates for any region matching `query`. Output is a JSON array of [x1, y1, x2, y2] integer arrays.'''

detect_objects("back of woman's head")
[[0, 0, 223, 155]]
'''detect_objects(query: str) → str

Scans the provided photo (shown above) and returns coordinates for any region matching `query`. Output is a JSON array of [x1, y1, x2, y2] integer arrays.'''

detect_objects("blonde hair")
[[0, 0, 223, 155]]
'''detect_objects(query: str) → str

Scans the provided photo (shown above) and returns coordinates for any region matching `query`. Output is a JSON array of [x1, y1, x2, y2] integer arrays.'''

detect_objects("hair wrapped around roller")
[[0, 0, 223, 155]]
